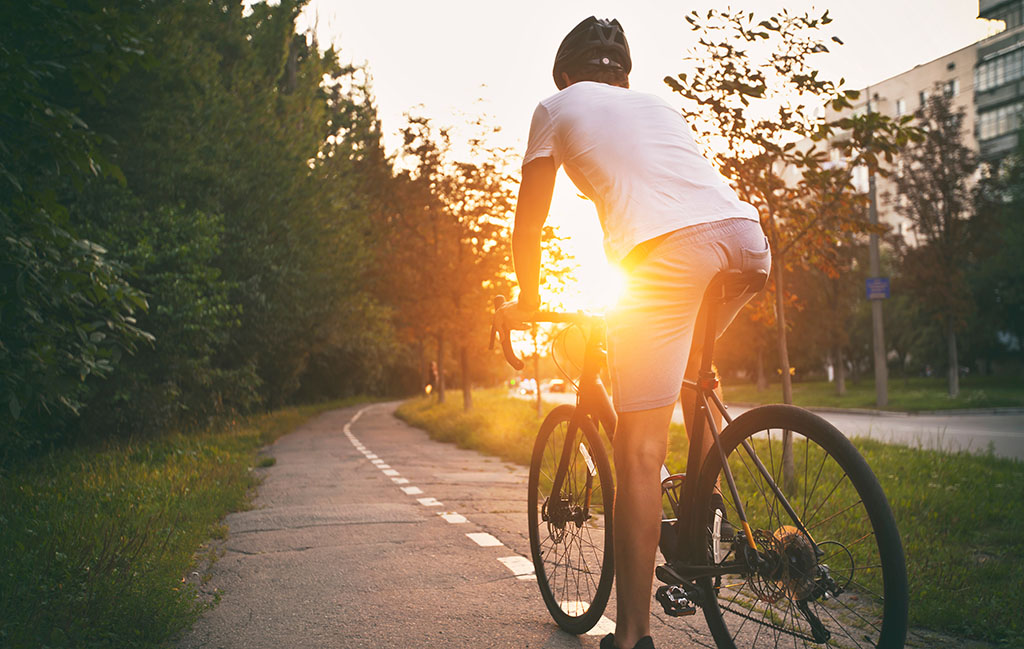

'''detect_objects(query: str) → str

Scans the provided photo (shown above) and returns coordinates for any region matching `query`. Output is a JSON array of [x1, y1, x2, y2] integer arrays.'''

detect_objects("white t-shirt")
[[523, 81, 759, 263]]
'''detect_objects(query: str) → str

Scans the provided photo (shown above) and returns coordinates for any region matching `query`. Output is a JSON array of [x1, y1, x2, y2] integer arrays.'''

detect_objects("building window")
[[919, 89, 929, 108], [978, 102, 1024, 141], [943, 79, 960, 97], [976, 47, 1024, 92], [896, 98, 906, 116]]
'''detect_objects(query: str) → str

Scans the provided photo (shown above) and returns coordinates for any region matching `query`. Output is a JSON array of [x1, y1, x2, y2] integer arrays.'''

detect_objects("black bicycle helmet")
[[552, 16, 632, 90]]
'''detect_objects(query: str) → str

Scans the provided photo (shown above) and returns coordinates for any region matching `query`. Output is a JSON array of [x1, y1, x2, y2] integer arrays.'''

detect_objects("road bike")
[[491, 269, 908, 648]]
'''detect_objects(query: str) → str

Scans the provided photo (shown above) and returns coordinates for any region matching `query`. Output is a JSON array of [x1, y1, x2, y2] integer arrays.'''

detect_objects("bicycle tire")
[[689, 405, 907, 649], [528, 404, 615, 634]]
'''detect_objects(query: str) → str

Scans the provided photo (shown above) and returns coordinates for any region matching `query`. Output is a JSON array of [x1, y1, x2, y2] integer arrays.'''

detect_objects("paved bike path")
[[177, 403, 601, 648], [178, 403, 996, 649]]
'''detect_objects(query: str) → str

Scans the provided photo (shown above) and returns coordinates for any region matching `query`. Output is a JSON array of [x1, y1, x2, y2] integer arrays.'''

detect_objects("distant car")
[[548, 379, 567, 393], [519, 378, 537, 395]]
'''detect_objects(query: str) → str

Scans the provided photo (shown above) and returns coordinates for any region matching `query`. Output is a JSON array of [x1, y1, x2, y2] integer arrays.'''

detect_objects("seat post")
[[696, 277, 723, 385]]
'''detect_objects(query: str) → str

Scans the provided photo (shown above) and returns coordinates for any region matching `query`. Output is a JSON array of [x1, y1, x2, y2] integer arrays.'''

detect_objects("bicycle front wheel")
[[528, 404, 615, 634], [691, 405, 907, 649]]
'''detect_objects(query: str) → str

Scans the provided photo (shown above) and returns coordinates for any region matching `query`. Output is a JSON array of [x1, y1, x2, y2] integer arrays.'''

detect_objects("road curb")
[[725, 403, 1024, 417]]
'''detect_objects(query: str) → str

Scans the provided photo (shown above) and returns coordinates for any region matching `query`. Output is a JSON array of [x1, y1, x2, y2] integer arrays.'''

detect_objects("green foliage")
[[664, 8, 919, 407], [396, 389, 543, 465], [0, 0, 152, 455], [375, 115, 516, 408], [73, 183, 258, 434], [969, 130, 1024, 370], [2, 0, 406, 455], [0, 207, 151, 453], [725, 376, 1024, 411]]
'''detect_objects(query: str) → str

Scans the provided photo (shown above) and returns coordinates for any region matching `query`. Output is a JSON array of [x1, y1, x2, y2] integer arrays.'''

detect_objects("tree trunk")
[[946, 318, 960, 398], [773, 259, 796, 492], [460, 344, 472, 411], [436, 333, 446, 404], [756, 346, 768, 392], [836, 346, 847, 396]]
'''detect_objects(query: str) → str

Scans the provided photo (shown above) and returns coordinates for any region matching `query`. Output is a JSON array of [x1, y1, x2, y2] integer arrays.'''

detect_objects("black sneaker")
[[601, 634, 655, 649]]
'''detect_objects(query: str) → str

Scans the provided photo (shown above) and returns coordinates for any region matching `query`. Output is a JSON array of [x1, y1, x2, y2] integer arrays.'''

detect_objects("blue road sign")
[[866, 277, 890, 300]]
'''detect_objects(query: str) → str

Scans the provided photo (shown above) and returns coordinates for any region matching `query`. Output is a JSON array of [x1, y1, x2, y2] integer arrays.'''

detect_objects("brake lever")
[[491, 295, 524, 371]]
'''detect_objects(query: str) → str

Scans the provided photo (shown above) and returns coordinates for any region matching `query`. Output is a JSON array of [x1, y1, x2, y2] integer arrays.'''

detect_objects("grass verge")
[[0, 397, 369, 649], [400, 388, 1024, 646], [725, 375, 1024, 411]]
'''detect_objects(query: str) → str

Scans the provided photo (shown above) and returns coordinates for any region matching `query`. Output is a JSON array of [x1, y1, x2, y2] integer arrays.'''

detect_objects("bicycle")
[[491, 269, 908, 649]]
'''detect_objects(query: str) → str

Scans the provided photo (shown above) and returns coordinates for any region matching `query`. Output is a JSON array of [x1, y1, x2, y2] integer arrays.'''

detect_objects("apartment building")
[[824, 45, 977, 238], [977, 0, 1024, 160]]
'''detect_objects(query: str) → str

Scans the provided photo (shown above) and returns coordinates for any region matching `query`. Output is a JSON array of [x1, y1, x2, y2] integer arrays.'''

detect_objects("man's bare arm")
[[512, 157, 557, 310]]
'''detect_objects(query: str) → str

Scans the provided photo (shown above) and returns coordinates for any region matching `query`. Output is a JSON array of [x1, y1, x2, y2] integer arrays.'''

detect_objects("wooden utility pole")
[[866, 87, 889, 409], [868, 171, 889, 408]]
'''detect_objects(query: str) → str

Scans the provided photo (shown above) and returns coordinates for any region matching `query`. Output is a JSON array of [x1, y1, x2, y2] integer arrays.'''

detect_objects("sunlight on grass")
[[402, 389, 1024, 645]]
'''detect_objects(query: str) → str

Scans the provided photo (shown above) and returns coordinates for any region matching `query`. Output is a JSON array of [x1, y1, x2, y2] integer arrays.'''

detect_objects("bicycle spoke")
[[699, 408, 905, 649]]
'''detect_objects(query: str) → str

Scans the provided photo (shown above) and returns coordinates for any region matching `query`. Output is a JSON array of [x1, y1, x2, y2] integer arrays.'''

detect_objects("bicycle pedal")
[[656, 585, 696, 617]]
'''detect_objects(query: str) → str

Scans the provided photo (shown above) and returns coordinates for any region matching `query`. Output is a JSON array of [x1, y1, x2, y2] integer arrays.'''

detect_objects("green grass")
[[725, 375, 1024, 412], [402, 388, 1024, 646], [0, 397, 369, 649], [396, 389, 546, 466]]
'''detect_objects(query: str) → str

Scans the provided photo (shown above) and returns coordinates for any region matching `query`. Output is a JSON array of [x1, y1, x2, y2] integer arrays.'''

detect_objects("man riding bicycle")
[[497, 16, 771, 649]]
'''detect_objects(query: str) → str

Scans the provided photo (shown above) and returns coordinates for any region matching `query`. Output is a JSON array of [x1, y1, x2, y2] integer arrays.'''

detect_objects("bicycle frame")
[[547, 315, 617, 511], [493, 268, 817, 578], [671, 270, 820, 576]]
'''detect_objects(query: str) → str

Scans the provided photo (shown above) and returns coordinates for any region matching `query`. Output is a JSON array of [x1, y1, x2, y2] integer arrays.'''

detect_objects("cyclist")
[[497, 16, 771, 649]]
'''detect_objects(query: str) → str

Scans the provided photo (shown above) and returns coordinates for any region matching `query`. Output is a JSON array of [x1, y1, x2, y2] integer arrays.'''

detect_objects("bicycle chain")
[[715, 600, 818, 644]]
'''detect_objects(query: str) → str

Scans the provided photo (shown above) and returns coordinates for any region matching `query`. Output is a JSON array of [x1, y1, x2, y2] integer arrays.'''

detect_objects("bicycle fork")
[[545, 417, 597, 529]]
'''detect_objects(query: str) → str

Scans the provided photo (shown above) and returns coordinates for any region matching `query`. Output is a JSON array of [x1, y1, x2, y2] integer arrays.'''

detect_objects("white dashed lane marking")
[[497, 555, 535, 580], [466, 532, 503, 547], [339, 405, 617, 635], [586, 616, 616, 636]]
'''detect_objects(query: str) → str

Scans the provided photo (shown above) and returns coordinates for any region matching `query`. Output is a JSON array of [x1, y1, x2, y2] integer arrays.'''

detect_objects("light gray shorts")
[[607, 218, 771, 413]]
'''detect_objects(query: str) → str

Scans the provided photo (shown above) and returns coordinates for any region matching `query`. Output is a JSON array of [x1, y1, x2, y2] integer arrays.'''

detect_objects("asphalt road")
[[178, 402, 999, 649], [532, 392, 1024, 461]]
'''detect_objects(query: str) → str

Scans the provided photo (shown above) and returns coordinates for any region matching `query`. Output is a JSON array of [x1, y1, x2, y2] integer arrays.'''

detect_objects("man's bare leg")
[[612, 403, 675, 649]]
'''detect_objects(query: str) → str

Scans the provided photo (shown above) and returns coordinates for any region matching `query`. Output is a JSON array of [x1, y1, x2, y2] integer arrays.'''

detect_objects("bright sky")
[[298, 1, 994, 310]]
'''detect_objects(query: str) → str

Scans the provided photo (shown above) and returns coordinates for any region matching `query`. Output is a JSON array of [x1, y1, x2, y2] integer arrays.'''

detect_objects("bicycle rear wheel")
[[528, 404, 615, 634], [690, 405, 907, 649]]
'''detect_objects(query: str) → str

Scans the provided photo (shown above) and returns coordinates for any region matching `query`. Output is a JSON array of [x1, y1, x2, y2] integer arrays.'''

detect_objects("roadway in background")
[[529, 391, 1024, 461]]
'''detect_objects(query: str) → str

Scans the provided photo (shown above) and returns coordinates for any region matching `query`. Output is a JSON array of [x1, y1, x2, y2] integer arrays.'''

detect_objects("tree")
[[665, 8, 917, 486], [892, 90, 978, 397], [0, 0, 152, 454], [376, 115, 516, 411], [970, 127, 1024, 372]]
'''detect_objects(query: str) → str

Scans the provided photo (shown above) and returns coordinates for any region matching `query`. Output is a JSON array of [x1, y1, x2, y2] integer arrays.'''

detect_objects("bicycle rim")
[[528, 405, 614, 634], [692, 405, 907, 649]]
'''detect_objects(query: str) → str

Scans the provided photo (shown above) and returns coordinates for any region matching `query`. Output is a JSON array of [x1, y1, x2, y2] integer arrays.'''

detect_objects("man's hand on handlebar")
[[490, 294, 540, 371], [494, 297, 539, 332]]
